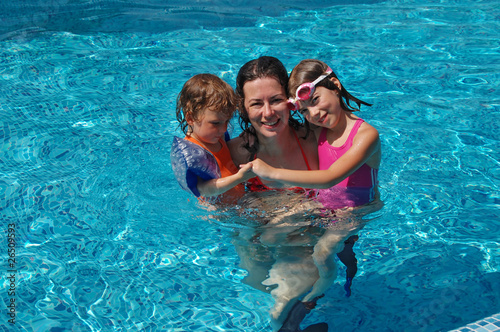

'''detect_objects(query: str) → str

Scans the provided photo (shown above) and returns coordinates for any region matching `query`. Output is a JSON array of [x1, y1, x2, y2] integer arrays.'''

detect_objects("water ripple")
[[1, 1, 499, 331]]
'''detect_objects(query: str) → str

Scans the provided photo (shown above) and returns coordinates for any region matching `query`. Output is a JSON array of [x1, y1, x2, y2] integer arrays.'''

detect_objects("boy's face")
[[188, 109, 230, 147]]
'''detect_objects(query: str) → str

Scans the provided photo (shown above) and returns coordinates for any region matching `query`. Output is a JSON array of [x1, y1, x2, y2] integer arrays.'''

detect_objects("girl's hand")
[[249, 158, 276, 180]]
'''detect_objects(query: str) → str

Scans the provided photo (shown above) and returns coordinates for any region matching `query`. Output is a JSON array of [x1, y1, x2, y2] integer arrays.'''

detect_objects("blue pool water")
[[1, 0, 499, 331]]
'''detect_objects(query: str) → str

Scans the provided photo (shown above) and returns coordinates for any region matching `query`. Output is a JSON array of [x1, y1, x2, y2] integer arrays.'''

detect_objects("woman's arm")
[[251, 125, 380, 189], [197, 163, 254, 197]]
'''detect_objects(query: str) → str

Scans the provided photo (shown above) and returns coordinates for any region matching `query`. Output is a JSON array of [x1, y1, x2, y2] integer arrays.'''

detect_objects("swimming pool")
[[1, 0, 499, 331]]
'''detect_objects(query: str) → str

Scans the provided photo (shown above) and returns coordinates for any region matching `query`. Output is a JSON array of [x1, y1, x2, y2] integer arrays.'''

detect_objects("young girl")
[[250, 59, 381, 308], [251, 59, 380, 203], [171, 73, 254, 199]]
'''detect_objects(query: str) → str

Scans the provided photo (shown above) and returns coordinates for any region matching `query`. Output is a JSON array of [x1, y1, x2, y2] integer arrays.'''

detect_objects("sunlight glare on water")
[[0, 0, 499, 331]]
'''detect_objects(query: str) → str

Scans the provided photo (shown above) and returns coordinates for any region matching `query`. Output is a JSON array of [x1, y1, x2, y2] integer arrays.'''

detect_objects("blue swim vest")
[[170, 136, 221, 197]]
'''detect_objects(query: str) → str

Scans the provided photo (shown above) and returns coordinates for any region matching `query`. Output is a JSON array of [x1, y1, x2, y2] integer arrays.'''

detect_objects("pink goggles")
[[287, 67, 333, 111]]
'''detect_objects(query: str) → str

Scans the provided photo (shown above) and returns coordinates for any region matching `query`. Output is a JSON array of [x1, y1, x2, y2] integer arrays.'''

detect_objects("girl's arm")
[[251, 125, 380, 189], [197, 163, 254, 197]]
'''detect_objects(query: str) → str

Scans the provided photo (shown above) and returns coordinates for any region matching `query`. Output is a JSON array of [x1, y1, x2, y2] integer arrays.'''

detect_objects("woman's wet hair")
[[289, 59, 371, 113], [235, 56, 303, 156]]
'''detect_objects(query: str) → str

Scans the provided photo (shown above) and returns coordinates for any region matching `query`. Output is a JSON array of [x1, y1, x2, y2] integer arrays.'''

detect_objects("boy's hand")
[[238, 162, 255, 181]]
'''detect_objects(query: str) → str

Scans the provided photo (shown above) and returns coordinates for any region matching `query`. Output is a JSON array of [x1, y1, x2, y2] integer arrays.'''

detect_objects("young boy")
[[172, 73, 253, 199]]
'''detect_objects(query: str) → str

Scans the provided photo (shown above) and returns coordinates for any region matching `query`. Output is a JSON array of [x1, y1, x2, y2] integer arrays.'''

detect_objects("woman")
[[229, 56, 318, 178], [228, 56, 339, 332], [249, 58, 384, 306]]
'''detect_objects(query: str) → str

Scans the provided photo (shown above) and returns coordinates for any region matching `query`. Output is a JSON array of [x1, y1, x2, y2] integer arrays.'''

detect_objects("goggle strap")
[[310, 67, 333, 86]]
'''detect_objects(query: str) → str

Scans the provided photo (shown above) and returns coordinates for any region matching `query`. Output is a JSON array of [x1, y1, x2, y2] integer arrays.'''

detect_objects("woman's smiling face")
[[243, 76, 290, 138]]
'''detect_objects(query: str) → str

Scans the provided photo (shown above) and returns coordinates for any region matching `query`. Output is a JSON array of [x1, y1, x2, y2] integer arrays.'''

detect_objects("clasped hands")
[[239, 158, 276, 181]]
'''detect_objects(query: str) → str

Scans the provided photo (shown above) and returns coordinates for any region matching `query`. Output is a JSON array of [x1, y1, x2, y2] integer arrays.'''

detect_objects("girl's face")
[[243, 77, 290, 139], [298, 78, 343, 129], [188, 108, 230, 148]]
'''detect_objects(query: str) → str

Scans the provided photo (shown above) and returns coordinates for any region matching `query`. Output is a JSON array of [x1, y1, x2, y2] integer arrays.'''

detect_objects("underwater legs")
[[278, 296, 328, 332], [262, 255, 319, 331], [336, 234, 358, 297]]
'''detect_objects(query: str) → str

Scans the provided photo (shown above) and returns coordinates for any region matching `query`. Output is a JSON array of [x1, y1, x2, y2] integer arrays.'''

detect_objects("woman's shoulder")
[[227, 134, 252, 164], [294, 126, 320, 170], [295, 125, 321, 146], [227, 135, 244, 151]]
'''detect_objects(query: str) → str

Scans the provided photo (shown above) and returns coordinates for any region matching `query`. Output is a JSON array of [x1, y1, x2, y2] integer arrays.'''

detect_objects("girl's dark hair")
[[289, 59, 371, 113], [235, 56, 302, 155]]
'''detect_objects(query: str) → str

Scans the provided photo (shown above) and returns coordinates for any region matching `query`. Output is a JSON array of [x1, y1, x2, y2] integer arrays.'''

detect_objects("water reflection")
[[208, 189, 383, 331]]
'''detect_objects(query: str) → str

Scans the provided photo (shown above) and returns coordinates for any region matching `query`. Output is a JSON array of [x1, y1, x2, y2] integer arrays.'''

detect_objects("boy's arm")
[[197, 163, 254, 197], [252, 126, 380, 189]]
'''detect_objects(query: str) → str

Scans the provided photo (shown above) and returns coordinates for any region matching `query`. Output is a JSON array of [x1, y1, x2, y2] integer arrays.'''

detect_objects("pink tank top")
[[317, 118, 378, 209]]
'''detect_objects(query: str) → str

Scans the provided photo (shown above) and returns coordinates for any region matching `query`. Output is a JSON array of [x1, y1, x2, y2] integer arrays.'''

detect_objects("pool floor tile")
[[450, 314, 500, 332]]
